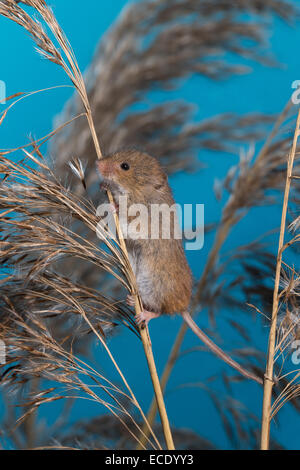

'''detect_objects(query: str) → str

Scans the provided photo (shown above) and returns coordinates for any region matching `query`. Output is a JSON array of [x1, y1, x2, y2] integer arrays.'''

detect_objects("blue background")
[[0, 0, 299, 449]]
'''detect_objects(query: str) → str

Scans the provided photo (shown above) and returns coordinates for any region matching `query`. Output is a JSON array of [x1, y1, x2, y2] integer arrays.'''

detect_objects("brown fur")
[[97, 150, 263, 385], [97, 149, 192, 315]]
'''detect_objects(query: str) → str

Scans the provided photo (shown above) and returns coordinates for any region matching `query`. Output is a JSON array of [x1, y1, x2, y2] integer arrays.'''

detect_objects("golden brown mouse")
[[97, 149, 262, 385]]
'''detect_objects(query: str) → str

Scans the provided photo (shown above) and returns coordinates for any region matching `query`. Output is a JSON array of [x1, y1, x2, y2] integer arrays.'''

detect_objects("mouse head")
[[97, 149, 168, 201]]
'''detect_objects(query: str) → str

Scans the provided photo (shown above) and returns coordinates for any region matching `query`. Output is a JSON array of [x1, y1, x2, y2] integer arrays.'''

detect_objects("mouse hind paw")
[[135, 310, 160, 327]]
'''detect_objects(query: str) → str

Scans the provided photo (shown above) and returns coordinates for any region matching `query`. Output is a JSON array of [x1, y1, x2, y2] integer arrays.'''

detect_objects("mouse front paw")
[[100, 181, 109, 192], [126, 294, 136, 307]]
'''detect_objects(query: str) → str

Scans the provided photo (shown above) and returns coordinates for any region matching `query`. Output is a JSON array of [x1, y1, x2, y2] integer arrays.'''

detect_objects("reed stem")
[[85, 99, 174, 450], [260, 108, 300, 450], [136, 322, 187, 449]]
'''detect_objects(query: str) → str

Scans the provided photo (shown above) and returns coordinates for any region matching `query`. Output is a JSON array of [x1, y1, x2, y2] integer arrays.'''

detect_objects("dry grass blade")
[[1, 309, 157, 449]]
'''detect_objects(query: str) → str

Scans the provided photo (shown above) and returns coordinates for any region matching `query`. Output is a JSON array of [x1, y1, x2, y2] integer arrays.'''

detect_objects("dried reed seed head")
[[0, 154, 136, 332], [49, 0, 295, 192]]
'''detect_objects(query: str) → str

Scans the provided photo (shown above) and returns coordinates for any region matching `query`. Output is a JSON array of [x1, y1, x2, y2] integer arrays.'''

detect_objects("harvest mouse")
[[97, 149, 262, 385]]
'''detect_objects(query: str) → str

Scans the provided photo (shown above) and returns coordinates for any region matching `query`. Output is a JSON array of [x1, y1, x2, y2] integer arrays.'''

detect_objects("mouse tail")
[[182, 311, 263, 385]]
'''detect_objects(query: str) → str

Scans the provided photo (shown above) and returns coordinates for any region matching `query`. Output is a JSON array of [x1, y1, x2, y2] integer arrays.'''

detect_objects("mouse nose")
[[97, 160, 109, 177]]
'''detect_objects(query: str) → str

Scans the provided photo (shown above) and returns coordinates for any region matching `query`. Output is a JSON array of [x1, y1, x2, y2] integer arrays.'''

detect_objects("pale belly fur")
[[128, 250, 160, 312]]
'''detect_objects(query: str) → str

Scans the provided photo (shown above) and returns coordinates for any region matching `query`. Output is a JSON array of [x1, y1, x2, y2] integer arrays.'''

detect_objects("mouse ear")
[[154, 172, 168, 191]]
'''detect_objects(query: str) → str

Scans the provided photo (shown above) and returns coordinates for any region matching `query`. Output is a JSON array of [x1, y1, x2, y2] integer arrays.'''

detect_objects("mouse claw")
[[126, 294, 136, 307], [135, 312, 145, 326], [106, 202, 118, 214], [135, 313, 147, 328]]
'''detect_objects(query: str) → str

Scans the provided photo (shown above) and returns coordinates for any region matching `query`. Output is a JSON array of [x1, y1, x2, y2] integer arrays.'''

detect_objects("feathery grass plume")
[[50, 0, 297, 190], [31, 414, 215, 450], [206, 392, 284, 450], [0, 0, 174, 450]]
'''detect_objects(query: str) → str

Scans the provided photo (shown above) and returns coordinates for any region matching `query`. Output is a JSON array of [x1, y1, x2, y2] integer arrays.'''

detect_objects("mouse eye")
[[120, 162, 130, 171]]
